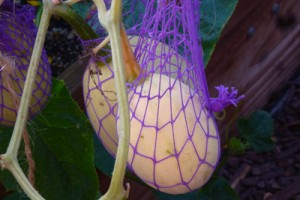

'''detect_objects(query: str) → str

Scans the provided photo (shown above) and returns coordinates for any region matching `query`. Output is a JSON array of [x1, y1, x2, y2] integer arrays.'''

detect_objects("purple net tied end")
[[209, 85, 245, 112]]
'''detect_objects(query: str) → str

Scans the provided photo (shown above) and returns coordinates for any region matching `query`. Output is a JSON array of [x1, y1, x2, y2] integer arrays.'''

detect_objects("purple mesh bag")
[[83, 0, 243, 194], [0, 1, 52, 126]]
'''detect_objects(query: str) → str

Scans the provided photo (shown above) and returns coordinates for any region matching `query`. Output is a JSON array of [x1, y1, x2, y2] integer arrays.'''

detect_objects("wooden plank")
[[57, 57, 87, 110], [205, 0, 300, 135]]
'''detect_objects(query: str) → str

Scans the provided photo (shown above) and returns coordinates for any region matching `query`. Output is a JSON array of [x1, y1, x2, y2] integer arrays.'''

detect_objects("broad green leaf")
[[86, 0, 238, 67], [71, 1, 93, 20], [93, 134, 115, 176], [123, 0, 146, 29], [200, 0, 238, 65], [238, 110, 274, 153], [28, 78, 99, 200], [123, 0, 238, 67], [228, 137, 247, 154], [0, 78, 99, 199], [0, 127, 28, 193], [197, 177, 240, 200]]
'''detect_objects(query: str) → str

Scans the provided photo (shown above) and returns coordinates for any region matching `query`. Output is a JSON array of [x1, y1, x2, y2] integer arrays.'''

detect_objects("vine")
[[0, 1, 53, 199], [92, 0, 131, 199]]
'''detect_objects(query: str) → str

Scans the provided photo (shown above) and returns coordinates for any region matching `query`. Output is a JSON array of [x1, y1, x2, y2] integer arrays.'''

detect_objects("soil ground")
[[219, 72, 300, 200]]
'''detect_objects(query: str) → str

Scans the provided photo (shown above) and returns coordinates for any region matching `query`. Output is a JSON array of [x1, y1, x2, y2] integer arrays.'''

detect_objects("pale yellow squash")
[[127, 73, 219, 194], [83, 36, 186, 155], [83, 36, 219, 194], [0, 53, 50, 126]]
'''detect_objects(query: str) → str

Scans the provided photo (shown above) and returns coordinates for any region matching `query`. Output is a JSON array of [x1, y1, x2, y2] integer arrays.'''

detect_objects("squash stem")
[[93, 25, 141, 83], [0, 2, 52, 199], [120, 25, 140, 83], [93, 0, 131, 199]]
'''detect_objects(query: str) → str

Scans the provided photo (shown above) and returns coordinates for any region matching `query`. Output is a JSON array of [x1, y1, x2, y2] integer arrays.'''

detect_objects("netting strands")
[[82, 0, 147, 156], [126, 0, 220, 194], [83, 0, 243, 194], [0, 1, 52, 126]]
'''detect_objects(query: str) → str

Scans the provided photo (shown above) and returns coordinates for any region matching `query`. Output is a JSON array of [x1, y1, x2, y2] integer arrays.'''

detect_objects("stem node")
[[93, 0, 131, 199]]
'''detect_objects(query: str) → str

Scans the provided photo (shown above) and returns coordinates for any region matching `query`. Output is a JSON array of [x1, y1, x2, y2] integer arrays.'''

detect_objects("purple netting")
[[83, 0, 242, 194], [0, 1, 52, 126]]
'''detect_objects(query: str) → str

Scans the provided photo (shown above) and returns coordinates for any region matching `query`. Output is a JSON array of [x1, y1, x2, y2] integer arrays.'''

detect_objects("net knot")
[[209, 85, 245, 112]]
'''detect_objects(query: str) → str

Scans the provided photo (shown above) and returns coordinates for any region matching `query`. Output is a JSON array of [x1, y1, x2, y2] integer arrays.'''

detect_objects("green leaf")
[[123, 0, 146, 29], [123, 0, 239, 66], [28, 78, 99, 200], [93, 134, 115, 176], [0, 78, 99, 199], [0, 127, 28, 193], [71, 1, 93, 20], [228, 137, 246, 154], [93, 133, 147, 187], [197, 177, 240, 200], [238, 110, 274, 153], [200, 0, 238, 66]]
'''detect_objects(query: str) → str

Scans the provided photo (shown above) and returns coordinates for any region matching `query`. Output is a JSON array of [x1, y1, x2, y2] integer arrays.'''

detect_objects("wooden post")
[[205, 0, 300, 137]]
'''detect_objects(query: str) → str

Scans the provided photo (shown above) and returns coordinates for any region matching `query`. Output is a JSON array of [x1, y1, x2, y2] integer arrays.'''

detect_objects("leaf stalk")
[[0, 1, 53, 199], [93, 0, 131, 199]]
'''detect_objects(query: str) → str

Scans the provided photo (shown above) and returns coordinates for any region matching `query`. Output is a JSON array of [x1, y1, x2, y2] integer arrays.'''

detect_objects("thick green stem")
[[53, 5, 98, 40], [0, 3, 52, 200], [93, 0, 131, 199], [53, 4, 112, 60], [6, 3, 51, 158], [100, 23, 131, 200]]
